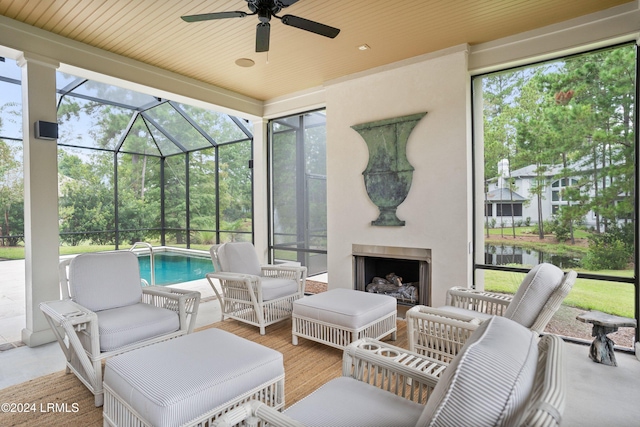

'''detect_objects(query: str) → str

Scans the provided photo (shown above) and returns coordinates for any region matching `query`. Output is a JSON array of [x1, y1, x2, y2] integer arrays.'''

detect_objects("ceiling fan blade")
[[181, 11, 247, 22], [280, 14, 340, 38], [256, 22, 270, 52]]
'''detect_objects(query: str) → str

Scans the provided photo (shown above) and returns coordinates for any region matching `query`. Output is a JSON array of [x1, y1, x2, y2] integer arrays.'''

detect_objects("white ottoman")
[[102, 328, 284, 427], [292, 289, 397, 350]]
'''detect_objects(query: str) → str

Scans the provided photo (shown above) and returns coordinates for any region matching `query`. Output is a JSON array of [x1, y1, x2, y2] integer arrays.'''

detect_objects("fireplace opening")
[[353, 245, 431, 306]]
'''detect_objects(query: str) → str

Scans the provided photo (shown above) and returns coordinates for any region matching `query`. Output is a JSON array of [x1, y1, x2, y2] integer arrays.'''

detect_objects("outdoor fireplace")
[[353, 244, 431, 306]]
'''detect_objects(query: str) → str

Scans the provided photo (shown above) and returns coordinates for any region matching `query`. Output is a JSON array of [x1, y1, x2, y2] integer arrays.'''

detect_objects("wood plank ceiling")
[[0, 0, 633, 101]]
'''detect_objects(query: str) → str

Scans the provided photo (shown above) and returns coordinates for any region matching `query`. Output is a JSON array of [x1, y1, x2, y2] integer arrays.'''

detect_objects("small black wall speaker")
[[34, 121, 59, 140]]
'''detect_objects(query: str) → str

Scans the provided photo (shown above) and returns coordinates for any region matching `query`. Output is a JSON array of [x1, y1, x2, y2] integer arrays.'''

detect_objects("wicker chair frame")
[[40, 256, 200, 407], [407, 269, 577, 362], [211, 334, 566, 427], [207, 244, 307, 335]]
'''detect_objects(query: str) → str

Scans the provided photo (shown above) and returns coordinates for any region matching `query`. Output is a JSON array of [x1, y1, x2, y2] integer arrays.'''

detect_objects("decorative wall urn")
[[351, 112, 427, 226]]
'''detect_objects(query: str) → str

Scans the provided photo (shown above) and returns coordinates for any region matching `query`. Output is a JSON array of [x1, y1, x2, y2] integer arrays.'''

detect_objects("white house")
[[485, 158, 607, 228]]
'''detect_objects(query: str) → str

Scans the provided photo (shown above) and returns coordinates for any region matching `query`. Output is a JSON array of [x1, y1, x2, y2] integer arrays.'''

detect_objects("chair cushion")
[[293, 289, 396, 330], [218, 242, 262, 276], [97, 303, 180, 352], [260, 277, 299, 301], [416, 316, 538, 427], [69, 251, 142, 312], [504, 263, 564, 328], [284, 376, 423, 427], [103, 328, 284, 427]]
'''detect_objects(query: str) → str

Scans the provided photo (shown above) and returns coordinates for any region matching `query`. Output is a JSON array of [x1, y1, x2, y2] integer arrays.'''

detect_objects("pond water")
[[484, 243, 582, 269]]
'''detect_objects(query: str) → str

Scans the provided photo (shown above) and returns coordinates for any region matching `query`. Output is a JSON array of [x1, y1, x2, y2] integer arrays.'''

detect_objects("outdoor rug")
[[0, 317, 407, 426]]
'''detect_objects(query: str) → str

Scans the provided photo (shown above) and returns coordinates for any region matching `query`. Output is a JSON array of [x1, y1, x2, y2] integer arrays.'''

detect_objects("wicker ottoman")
[[292, 288, 397, 350], [102, 328, 284, 427]]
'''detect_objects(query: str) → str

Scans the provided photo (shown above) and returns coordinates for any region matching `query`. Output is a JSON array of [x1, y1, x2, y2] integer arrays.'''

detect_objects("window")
[[473, 43, 637, 347], [269, 110, 327, 275], [55, 72, 254, 249], [1, 63, 254, 256], [552, 178, 578, 203], [496, 203, 522, 217]]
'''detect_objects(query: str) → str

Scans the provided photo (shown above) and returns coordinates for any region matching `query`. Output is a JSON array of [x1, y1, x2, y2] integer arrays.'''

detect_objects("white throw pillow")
[[416, 316, 538, 427]]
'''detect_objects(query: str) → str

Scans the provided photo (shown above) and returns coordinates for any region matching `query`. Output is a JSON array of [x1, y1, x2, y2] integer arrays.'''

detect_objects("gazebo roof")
[[0, 57, 253, 158], [55, 74, 252, 157]]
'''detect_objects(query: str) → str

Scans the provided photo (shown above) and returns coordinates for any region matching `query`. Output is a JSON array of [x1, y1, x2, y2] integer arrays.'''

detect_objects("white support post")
[[252, 119, 269, 263], [18, 52, 60, 347]]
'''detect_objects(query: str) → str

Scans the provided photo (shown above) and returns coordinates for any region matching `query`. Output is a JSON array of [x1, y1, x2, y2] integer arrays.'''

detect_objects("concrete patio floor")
[[1, 259, 639, 426], [0, 259, 28, 346]]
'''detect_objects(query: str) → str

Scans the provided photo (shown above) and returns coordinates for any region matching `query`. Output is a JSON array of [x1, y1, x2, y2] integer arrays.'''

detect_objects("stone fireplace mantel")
[[352, 244, 431, 262]]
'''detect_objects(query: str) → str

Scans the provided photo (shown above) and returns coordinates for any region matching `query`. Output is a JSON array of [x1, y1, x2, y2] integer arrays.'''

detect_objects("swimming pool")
[[137, 250, 214, 286]]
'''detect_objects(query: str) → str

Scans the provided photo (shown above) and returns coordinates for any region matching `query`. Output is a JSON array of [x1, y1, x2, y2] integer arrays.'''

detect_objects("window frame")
[[471, 42, 639, 344], [267, 108, 328, 275]]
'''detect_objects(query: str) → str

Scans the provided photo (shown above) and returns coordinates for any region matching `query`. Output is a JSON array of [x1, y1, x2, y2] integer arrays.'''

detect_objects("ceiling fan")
[[181, 0, 340, 52]]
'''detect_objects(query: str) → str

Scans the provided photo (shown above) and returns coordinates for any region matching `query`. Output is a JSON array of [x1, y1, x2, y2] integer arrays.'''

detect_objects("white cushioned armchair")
[[213, 316, 566, 427], [40, 251, 200, 406], [407, 263, 577, 362], [207, 242, 307, 335]]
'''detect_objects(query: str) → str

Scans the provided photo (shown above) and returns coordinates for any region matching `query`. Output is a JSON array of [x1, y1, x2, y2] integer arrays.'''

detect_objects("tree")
[[513, 69, 558, 239], [218, 140, 252, 231], [0, 139, 23, 246], [58, 149, 114, 245], [188, 148, 217, 231], [480, 44, 635, 269], [545, 47, 635, 237], [482, 44, 635, 244], [482, 72, 523, 179]]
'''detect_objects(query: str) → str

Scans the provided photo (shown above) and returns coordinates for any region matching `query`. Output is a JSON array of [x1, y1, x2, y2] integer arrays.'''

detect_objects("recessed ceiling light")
[[235, 58, 255, 67], [358, 44, 370, 51]]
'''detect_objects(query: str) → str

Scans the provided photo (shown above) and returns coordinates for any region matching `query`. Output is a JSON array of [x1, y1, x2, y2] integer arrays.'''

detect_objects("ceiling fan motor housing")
[[247, 0, 284, 18]]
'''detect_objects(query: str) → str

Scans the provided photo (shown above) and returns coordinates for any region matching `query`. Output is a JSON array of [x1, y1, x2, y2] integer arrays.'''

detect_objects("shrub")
[[548, 216, 571, 242], [607, 223, 634, 255], [193, 230, 216, 245], [542, 219, 555, 234], [553, 223, 571, 242], [582, 228, 632, 270]]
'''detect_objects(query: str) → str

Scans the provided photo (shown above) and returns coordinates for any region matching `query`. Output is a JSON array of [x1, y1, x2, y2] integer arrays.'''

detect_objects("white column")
[[252, 119, 269, 263], [18, 52, 60, 347]]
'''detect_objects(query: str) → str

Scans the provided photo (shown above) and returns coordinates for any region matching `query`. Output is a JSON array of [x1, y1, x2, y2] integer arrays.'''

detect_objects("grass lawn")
[[483, 269, 635, 318], [484, 226, 591, 239], [482, 227, 635, 318], [0, 244, 140, 260]]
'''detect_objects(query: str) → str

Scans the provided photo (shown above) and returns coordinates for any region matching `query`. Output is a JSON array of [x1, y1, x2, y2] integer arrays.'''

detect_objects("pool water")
[[137, 252, 214, 286]]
